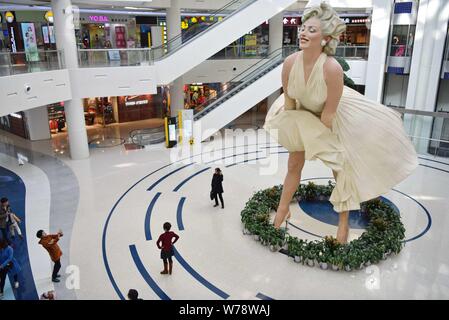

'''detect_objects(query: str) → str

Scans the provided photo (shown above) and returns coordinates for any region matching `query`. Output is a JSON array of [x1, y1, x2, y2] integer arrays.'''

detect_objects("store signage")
[[5, 11, 14, 23], [125, 99, 149, 106], [283, 17, 300, 26], [10, 113, 22, 119], [89, 15, 109, 23], [342, 17, 370, 24], [44, 11, 54, 23], [9, 27, 17, 52]]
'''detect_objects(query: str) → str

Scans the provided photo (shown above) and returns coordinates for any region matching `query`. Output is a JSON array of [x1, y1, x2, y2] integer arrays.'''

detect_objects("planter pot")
[[294, 255, 302, 263], [382, 253, 388, 260], [242, 228, 250, 235], [331, 264, 340, 271], [345, 265, 352, 272], [282, 243, 289, 251], [262, 240, 269, 246], [253, 235, 260, 241], [365, 261, 371, 267], [358, 263, 365, 270], [319, 262, 328, 270], [270, 245, 280, 252], [386, 250, 392, 256], [307, 259, 315, 267]]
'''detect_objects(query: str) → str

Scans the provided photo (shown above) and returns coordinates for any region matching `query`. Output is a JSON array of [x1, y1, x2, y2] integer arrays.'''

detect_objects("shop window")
[[390, 25, 415, 57]]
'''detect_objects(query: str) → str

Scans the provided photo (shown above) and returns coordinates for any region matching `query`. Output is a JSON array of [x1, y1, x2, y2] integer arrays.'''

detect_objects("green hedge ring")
[[240, 181, 406, 271]]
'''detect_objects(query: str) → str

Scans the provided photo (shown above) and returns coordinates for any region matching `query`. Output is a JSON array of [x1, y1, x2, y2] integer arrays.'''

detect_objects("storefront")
[[1, 10, 56, 52], [184, 83, 219, 111], [77, 14, 137, 49], [0, 112, 28, 139], [283, 16, 301, 46], [339, 16, 371, 46]]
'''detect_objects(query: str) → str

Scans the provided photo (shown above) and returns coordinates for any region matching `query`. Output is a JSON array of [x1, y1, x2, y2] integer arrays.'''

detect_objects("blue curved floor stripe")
[[129, 244, 171, 300], [226, 156, 268, 168], [204, 150, 264, 165], [392, 188, 432, 242], [173, 247, 229, 299], [177, 197, 186, 231], [256, 292, 275, 300], [147, 163, 194, 191], [0, 166, 38, 300], [145, 193, 162, 241], [418, 156, 449, 167], [102, 143, 279, 299], [173, 167, 211, 192], [418, 164, 449, 174]]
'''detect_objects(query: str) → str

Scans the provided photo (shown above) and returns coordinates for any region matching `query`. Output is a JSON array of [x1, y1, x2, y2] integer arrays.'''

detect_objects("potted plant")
[[304, 182, 318, 201]]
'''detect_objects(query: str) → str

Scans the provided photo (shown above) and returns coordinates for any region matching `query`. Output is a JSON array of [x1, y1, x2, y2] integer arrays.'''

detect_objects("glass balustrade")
[[0, 50, 64, 77], [387, 106, 449, 158], [77, 48, 152, 68]]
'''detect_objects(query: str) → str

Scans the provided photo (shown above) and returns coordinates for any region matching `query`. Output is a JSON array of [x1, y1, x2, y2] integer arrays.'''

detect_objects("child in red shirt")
[[156, 222, 179, 275]]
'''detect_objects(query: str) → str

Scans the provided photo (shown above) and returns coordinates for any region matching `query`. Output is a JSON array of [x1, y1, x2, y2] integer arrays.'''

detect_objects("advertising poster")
[[42, 26, 49, 44], [21, 23, 39, 61], [244, 34, 257, 56], [49, 25, 56, 44]]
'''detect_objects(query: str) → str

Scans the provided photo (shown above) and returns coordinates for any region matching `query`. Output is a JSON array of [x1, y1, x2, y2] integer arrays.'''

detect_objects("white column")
[[404, 0, 446, 153], [269, 12, 283, 53], [364, 0, 394, 102], [24, 106, 51, 141], [52, 0, 89, 159], [166, 0, 181, 51], [170, 77, 184, 116], [267, 90, 281, 110]]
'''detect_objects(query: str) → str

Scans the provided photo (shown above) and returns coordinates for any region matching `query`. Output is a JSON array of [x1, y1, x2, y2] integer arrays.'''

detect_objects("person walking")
[[211, 168, 224, 209], [7, 211, 23, 241], [156, 222, 179, 275], [0, 198, 10, 241], [36, 230, 63, 283], [0, 239, 21, 299]]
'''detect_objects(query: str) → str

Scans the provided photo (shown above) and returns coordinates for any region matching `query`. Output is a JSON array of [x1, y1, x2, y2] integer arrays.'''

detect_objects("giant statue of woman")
[[264, 2, 418, 243]]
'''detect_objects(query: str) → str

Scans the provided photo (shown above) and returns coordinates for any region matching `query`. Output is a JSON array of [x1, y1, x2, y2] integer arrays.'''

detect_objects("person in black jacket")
[[211, 168, 224, 209]]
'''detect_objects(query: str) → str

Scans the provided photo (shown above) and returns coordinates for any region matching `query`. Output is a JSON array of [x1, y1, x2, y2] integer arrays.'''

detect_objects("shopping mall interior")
[[0, 0, 448, 301]]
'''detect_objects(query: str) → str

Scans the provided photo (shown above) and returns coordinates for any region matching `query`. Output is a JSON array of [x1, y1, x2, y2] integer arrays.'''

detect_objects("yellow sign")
[[44, 11, 54, 23]]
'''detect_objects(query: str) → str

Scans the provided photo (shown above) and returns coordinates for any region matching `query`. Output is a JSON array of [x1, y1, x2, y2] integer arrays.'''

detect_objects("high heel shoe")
[[274, 210, 291, 230]]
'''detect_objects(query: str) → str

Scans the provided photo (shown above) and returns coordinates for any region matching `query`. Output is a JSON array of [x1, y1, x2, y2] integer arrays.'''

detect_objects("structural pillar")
[[166, 0, 181, 51], [170, 77, 184, 116], [52, 0, 89, 159], [404, 0, 447, 153], [365, 0, 394, 102], [269, 12, 283, 54], [24, 106, 51, 141]]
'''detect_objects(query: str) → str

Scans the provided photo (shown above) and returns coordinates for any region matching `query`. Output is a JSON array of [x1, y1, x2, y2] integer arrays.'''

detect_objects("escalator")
[[153, 0, 298, 84], [192, 47, 298, 141]]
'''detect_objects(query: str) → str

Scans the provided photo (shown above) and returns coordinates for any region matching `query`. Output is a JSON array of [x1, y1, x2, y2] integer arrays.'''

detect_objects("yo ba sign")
[[89, 15, 109, 23]]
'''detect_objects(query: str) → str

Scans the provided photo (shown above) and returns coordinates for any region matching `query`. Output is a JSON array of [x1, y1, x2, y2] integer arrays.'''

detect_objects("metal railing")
[[194, 47, 296, 120], [78, 48, 152, 67], [151, 0, 256, 61], [0, 50, 64, 77], [210, 45, 270, 59], [335, 46, 369, 59], [387, 106, 449, 158], [130, 126, 165, 146]]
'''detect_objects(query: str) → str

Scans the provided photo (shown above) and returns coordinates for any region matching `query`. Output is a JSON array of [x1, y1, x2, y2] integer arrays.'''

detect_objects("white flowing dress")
[[264, 52, 418, 212]]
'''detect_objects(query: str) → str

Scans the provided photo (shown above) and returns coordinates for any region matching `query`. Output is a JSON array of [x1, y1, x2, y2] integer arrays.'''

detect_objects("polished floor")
[[0, 126, 448, 300]]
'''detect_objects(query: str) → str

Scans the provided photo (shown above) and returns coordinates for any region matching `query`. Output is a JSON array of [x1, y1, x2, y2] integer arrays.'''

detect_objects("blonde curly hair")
[[302, 2, 346, 55]]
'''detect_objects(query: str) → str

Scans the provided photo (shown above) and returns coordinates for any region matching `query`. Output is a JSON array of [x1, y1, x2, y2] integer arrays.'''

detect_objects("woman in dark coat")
[[211, 168, 224, 209]]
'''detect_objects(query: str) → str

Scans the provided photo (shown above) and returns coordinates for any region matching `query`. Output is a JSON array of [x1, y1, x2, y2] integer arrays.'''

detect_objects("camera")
[[24, 84, 31, 94]]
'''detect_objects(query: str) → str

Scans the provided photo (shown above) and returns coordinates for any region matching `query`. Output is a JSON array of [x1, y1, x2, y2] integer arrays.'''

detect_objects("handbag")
[[210, 190, 214, 200]]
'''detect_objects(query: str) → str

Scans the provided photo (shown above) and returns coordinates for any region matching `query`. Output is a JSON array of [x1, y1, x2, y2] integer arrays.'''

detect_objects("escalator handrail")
[[151, 0, 258, 60], [194, 50, 286, 120]]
